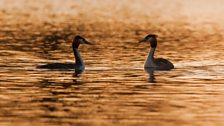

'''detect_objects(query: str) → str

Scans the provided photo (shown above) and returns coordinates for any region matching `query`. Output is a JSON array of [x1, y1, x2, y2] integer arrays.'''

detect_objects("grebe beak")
[[139, 37, 154, 43], [139, 39, 146, 43], [80, 38, 93, 45], [84, 40, 93, 45]]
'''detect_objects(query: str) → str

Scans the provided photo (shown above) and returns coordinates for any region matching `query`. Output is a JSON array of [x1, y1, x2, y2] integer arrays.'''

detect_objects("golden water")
[[1, 0, 224, 126]]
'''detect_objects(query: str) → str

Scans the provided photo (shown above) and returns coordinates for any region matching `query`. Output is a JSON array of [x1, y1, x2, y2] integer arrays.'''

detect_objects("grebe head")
[[139, 34, 157, 48], [73, 35, 92, 48]]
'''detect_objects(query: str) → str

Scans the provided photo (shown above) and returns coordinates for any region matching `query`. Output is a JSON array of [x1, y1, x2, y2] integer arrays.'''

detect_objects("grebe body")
[[37, 36, 92, 73], [140, 34, 174, 70]]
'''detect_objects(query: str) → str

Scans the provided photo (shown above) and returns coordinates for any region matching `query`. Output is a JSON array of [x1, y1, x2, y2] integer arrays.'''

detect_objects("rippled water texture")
[[1, 0, 224, 126]]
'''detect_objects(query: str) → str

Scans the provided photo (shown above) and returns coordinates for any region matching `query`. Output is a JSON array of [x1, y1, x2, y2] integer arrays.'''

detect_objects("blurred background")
[[1, 0, 224, 25]]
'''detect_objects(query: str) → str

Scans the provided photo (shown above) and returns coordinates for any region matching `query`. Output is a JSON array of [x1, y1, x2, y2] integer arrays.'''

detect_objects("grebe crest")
[[73, 35, 92, 48], [140, 34, 157, 47], [139, 34, 174, 70]]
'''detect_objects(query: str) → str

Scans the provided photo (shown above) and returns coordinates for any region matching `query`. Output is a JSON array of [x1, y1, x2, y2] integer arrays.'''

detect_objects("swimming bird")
[[37, 35, 92, 74], [139, 34, 174, 70]]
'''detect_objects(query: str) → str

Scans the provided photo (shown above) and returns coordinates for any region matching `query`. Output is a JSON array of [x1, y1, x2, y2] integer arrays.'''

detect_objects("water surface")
[[1, 1, 224, 126]]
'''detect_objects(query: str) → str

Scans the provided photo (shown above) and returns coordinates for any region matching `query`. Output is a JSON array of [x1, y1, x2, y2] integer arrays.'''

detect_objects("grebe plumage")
[[37, 35, 92, 73], [139, 34, 174, 70]]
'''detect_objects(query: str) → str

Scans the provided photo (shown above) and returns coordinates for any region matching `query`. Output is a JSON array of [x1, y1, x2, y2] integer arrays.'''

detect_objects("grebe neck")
[[73, 48, 84, 65], [144, 47, 156, 67], [149, 47, 155, 59]]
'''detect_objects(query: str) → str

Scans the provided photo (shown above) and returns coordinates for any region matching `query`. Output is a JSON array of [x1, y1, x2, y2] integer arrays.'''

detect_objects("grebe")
[[37, 35, 92, 74], [139, 34, 174, 70]]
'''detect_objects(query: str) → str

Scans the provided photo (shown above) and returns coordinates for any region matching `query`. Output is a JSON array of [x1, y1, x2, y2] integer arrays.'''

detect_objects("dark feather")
[[36, 63, 75, 70], [154, 58, 174, 70]]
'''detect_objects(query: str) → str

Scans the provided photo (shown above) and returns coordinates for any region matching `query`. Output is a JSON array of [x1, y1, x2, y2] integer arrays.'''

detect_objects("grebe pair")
[[37, 34, 174, 74]]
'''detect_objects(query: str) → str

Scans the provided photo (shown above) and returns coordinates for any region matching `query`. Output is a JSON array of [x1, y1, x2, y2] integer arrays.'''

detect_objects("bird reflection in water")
[[72, 70, 84, 85], [144, 68, 157, 83]]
